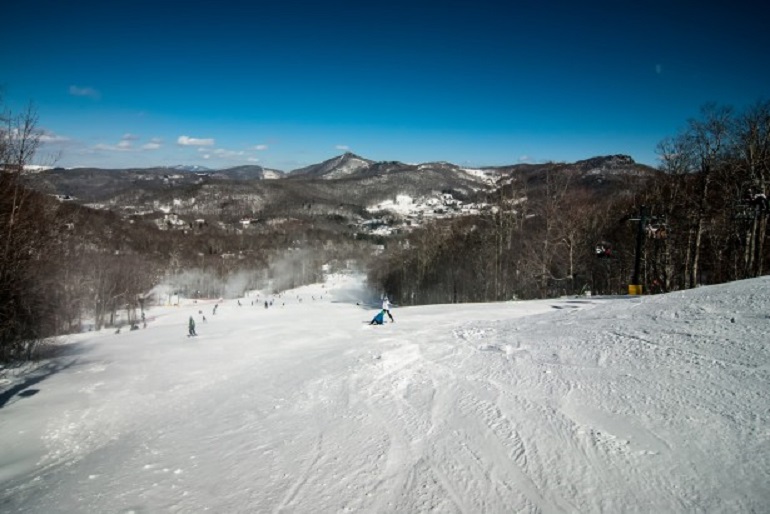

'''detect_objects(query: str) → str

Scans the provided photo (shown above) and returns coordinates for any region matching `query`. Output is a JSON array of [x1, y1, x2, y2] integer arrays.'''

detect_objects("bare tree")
[[732, 100, 770, 276], [0, 101, 50, 361]]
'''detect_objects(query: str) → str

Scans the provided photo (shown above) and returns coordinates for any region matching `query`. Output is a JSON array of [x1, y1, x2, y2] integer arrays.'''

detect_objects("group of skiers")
[[186, 294, 397, 336]]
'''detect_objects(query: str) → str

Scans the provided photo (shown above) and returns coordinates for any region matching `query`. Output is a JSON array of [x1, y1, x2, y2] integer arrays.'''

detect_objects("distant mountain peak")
[[289, 153, 374, 179]]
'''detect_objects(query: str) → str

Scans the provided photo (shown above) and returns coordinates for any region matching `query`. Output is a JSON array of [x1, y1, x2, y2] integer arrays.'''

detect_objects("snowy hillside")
[[1, 275, 769, 512]]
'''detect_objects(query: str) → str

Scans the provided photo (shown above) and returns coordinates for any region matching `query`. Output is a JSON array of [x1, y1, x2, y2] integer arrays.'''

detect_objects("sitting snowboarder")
[[369, 310, 386, 325]]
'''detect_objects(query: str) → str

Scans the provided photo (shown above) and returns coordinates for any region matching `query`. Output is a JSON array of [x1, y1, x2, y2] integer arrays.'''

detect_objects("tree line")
[[368, 101, 770, 305]]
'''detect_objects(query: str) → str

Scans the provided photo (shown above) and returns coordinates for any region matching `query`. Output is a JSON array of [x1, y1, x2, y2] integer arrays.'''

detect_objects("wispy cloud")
[[39, 131, 70, 143], [178, 135, 215, 146], [69, 85, 101, 99], [212, 148, 245, 158], [94, 134, 161, 152], [94, 143, 132, 152], [142, 138, 163, 150], [335, 145, 350, 151], [254, 144, 269, 151]]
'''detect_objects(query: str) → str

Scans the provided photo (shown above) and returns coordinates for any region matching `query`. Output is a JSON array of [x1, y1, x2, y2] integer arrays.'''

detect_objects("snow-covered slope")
[[1, 275, 769, 512], [289, 152, 373, 180]]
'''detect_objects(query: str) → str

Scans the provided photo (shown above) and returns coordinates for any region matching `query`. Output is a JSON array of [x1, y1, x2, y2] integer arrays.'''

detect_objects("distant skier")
[[369, 310, 385, 325], [188, 316, 197, 336], [382, 296, 394, 322]]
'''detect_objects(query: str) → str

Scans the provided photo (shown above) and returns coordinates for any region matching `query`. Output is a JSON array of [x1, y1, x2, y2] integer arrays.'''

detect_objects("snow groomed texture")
[[1, 274, 769, 512]]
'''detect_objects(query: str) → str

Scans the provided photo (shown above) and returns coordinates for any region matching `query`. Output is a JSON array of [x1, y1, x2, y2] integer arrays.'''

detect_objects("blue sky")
[[2, 0, 767, 171]]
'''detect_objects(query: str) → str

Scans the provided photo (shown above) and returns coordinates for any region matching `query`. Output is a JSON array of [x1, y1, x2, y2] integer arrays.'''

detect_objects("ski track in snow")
[[1, 274, 770, 512]]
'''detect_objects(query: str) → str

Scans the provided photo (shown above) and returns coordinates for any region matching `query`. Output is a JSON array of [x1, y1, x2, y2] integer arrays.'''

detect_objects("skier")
[[188, 316, 197, 336], [369, 310, 385, 325], [382, 296, 394, 322]]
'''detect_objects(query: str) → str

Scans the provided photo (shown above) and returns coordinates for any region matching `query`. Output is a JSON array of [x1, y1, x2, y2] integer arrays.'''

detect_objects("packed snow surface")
[[1, 274, 769, 513]]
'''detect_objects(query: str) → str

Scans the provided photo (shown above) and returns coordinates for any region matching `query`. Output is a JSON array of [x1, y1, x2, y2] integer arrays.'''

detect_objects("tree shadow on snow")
[[0, 358, 83, 410]]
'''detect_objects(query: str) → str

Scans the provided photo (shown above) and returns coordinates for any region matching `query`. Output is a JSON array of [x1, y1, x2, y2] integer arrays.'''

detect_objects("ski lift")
[[734, 186, 769, 220], [595, 241, 613, 259], [645, 216, 668, 240]]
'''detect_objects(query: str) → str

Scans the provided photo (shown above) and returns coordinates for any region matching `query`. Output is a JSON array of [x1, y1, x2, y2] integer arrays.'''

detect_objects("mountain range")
[[22, 153, 657, 237]]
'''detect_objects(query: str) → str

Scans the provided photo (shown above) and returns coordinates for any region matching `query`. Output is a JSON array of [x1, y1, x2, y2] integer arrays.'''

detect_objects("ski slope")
[[1, 274, 769, 513]]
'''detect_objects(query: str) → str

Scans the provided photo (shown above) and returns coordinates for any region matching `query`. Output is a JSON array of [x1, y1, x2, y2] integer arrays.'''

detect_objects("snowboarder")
[[370, 310, 385, 325], [188, 316, 197, 336], [382, 296, 394, 322]]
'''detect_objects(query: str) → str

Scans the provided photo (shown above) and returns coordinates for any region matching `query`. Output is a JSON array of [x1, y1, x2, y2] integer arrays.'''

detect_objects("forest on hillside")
[[2, 99, 769, 362], [368, 102, 770, 304]]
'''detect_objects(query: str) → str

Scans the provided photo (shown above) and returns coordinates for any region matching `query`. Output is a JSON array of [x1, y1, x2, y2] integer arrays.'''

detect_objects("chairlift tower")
[[628, 205, 647, 295]]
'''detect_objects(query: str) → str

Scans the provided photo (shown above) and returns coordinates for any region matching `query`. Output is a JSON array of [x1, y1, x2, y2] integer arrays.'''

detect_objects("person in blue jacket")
[[369, 310, 385, 325]]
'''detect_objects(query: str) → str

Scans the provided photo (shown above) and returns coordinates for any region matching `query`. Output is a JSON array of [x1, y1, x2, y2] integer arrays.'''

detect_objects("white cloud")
[[39, 131, 70, 143], [213, 149, 245, 158], [178, 135, 215, 146], [142, 142, 161, 150], [122, 133, 140, 141], [69, 85, 101, 99], [94, 143, 132, 152], [248, 157, 260, 162], [335, 145, 350, 151], [518, 155, 531, 163], [254, 144, 269, 151], [93, 136, 142, 152]]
